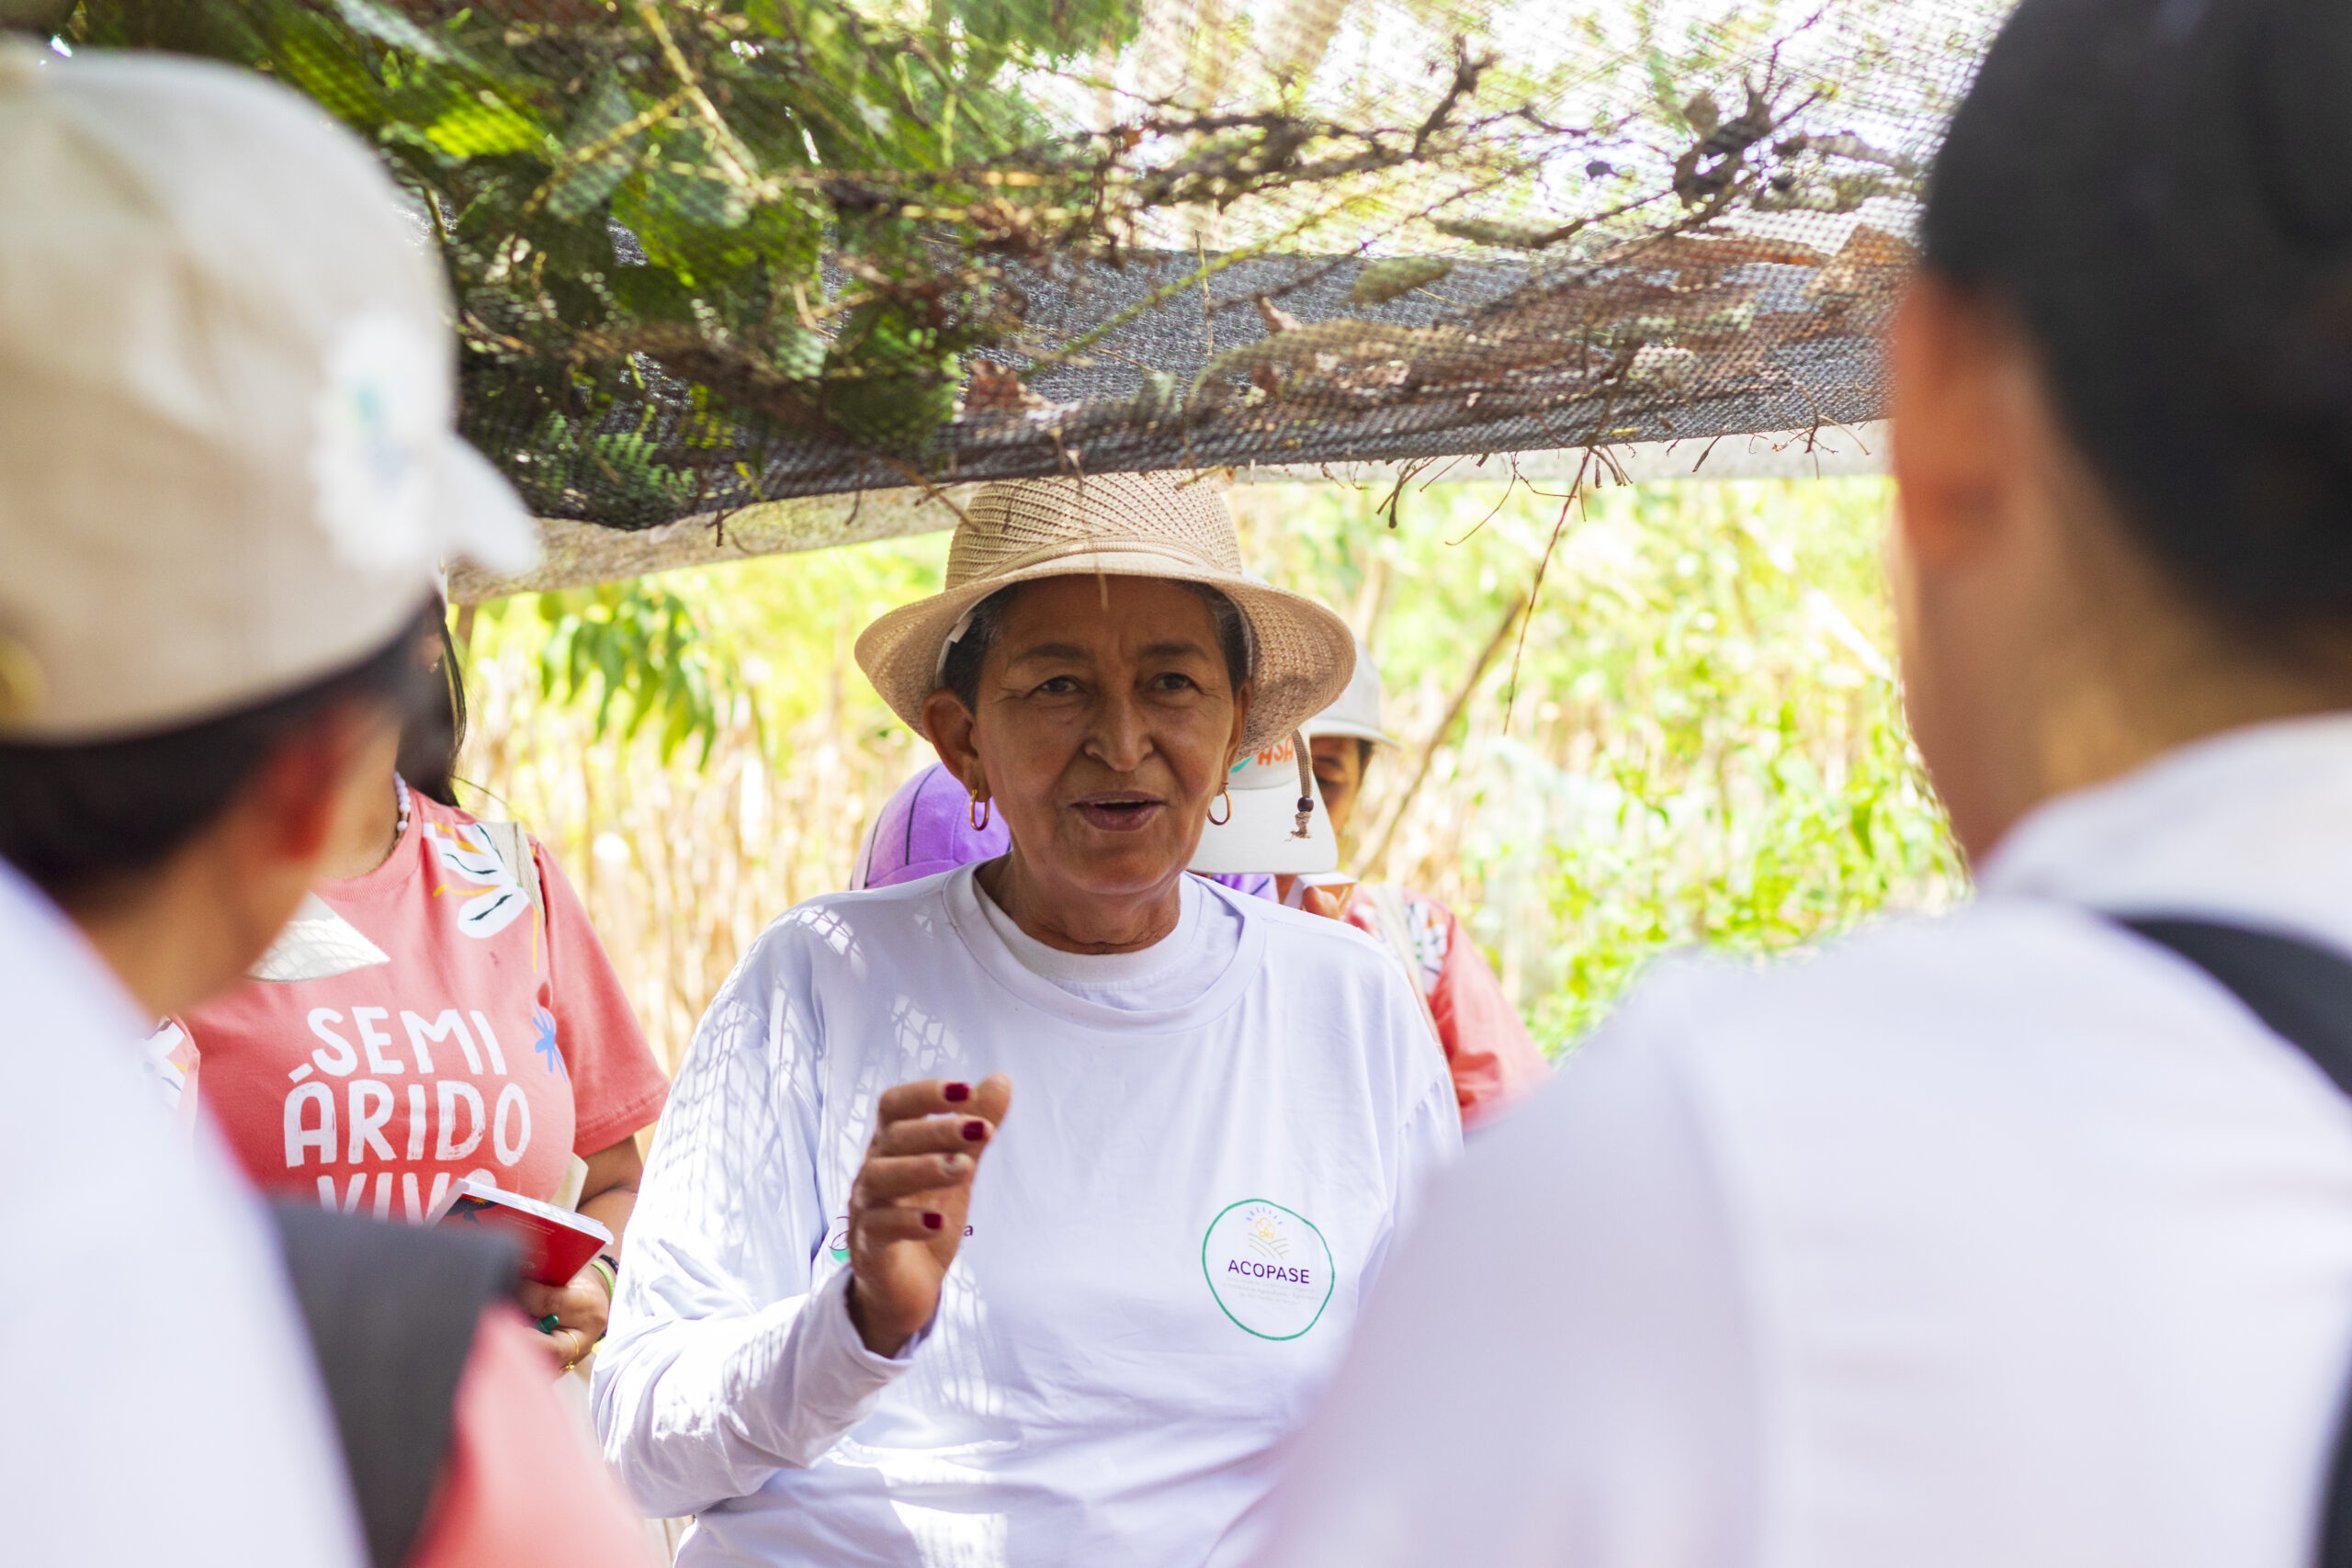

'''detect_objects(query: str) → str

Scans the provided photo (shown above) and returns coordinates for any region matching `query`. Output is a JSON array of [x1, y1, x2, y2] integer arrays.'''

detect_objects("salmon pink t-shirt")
[[410, 1310, 659, 1568], [183, 792, 668, 1221]]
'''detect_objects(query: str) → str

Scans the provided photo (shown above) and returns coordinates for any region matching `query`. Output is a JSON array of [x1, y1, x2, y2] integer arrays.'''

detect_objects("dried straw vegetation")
[[465, 564, 934, 1072]]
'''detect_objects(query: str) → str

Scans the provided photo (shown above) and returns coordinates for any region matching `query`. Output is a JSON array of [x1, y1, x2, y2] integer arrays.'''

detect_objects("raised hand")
[[844, 1074, 1013, 1357]]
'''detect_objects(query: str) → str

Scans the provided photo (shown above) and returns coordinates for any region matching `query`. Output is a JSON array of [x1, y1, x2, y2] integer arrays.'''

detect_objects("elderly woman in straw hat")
[[594, 471, 1460, 1567]]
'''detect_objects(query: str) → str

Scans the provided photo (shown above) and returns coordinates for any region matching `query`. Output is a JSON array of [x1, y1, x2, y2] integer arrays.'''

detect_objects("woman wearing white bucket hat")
[[595, 471, 1460, 1568]]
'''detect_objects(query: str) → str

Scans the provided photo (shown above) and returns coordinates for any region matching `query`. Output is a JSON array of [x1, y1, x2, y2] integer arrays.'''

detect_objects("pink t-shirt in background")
[[182, 793, 668, 1218]]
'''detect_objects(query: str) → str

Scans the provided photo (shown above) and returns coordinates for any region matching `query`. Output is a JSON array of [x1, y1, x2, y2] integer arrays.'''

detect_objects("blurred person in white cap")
[[597, 471, 1458, 1567], [1295, 639, 1548, 1129], [0, 38, 654, 1568]]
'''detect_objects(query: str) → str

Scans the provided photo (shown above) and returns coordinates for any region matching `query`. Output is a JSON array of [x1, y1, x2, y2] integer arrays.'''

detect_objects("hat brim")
[[1188, 775, 1340, 874], [854, 548, 1355, 754], [434, 436, 541, 576], [1306, 716, 1402, 748]]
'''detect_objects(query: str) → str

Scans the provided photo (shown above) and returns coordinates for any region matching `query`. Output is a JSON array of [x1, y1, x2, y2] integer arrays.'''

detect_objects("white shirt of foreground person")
[[0, 863, 363, 1566], [596, 865, 1459, 1567], [1251, 714, 2352, 1568]]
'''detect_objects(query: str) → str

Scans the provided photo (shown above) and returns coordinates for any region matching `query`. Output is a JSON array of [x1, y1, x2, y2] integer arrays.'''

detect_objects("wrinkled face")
[[956, 576, 1250, 899], [1309, 735, 1367, 838]]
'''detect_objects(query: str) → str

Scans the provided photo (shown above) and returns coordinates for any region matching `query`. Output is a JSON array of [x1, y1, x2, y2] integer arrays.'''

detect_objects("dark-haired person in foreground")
[[0, 42, 649, 1568], [175, 606, 669, 1376], [1250, 2, 2352, 1565]]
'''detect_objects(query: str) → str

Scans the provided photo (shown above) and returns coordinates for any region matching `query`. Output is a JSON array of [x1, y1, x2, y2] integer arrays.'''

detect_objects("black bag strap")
[[266, 1203, 521, 1568], [2116, 917, 2352, 1567]]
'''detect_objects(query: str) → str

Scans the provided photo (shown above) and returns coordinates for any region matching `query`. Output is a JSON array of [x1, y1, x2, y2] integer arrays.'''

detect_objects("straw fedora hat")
[[855, 472, 1354, 754]]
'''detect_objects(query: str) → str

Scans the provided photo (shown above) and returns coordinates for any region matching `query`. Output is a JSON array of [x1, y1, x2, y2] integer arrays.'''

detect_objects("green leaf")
[[773, 324, 829, 383], [1431, 218, 1561, 251], [424, 92, 548, 159], [1350, 256, 1454, 306], [547, 72, 642, 223], [273, 11, 388, 127], [610, 153, 754, 287], [823, 303, 960, 452], [598, 262, 703, 325], [329, 0, 468, 65]]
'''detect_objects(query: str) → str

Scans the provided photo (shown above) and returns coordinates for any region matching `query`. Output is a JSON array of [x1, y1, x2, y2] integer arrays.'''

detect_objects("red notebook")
[[428, 1176, 612, 1286]]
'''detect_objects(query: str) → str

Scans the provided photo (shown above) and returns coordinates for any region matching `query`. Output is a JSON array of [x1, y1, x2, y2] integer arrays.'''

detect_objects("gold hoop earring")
[[969, 794, 992, 831], [1206, 787, 1233, 826]]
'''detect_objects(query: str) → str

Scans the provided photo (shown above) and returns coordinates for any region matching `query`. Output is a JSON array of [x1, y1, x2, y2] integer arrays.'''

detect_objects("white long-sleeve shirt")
[[0, 863, 364, 1568], [1251, 714, 2352, 1568], [595, 868, 1459, 1567]]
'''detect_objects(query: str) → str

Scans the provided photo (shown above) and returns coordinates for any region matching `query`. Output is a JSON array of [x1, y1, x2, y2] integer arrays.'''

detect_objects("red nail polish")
[[944, 1082, 971, 1102], [922, 1212, 944, 1230], [962, 1119, 987, 1141]]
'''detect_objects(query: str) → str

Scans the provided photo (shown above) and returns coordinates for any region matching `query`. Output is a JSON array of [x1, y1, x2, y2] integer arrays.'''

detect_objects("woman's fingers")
[[1300, 886, 1350, 921], [869, 1113, 996, 1157], [968, 1073, 1013, 1126], [844, 1076, 1010, 1359], [873, 1074, 1014, 1134], [513, 1273, 613, 1360], [875, 1078, 981, 1124], [856, 1206, 953, 1247], [854, 1151, 977, 1206]]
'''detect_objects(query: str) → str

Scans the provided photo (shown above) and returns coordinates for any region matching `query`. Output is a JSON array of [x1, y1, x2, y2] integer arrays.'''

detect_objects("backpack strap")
[[2114, 917, 2352, 1565], [2119, 919, 2352, 1099], [475, 819, 544, 919], [267, 1203, 521, 1568]]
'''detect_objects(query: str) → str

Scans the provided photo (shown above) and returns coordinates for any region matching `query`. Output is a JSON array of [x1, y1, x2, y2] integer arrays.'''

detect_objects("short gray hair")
[[937, 580, 1253, 714]]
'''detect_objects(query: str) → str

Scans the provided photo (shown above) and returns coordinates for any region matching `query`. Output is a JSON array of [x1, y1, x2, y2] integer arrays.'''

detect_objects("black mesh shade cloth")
[[489, 228, 1905, 525], [59, 0, 1998, 530]]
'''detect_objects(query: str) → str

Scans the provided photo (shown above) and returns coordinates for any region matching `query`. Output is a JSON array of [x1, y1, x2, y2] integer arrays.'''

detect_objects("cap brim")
[[433, 436, 540, 576], [1188, 781, 1339, 874]]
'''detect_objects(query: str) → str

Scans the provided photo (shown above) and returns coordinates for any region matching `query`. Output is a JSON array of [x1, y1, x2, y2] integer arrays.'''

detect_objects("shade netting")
[[62, 0, 2009, 525]]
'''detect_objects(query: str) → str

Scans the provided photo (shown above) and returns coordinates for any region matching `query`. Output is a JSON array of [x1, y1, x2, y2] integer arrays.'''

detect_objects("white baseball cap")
[[0, 41, 537, 741], [1188, 729, 1340, 875], [1305, 635, 1400, 747]]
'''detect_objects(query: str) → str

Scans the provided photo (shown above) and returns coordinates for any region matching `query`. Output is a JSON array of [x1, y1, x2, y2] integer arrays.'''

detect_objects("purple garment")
[[851, 761, 1277, 900], [852, 763, 1010, 889]]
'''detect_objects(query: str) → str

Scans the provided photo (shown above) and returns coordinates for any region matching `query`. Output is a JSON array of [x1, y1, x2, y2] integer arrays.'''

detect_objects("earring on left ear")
[[1206, 787, 1233, 826]]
